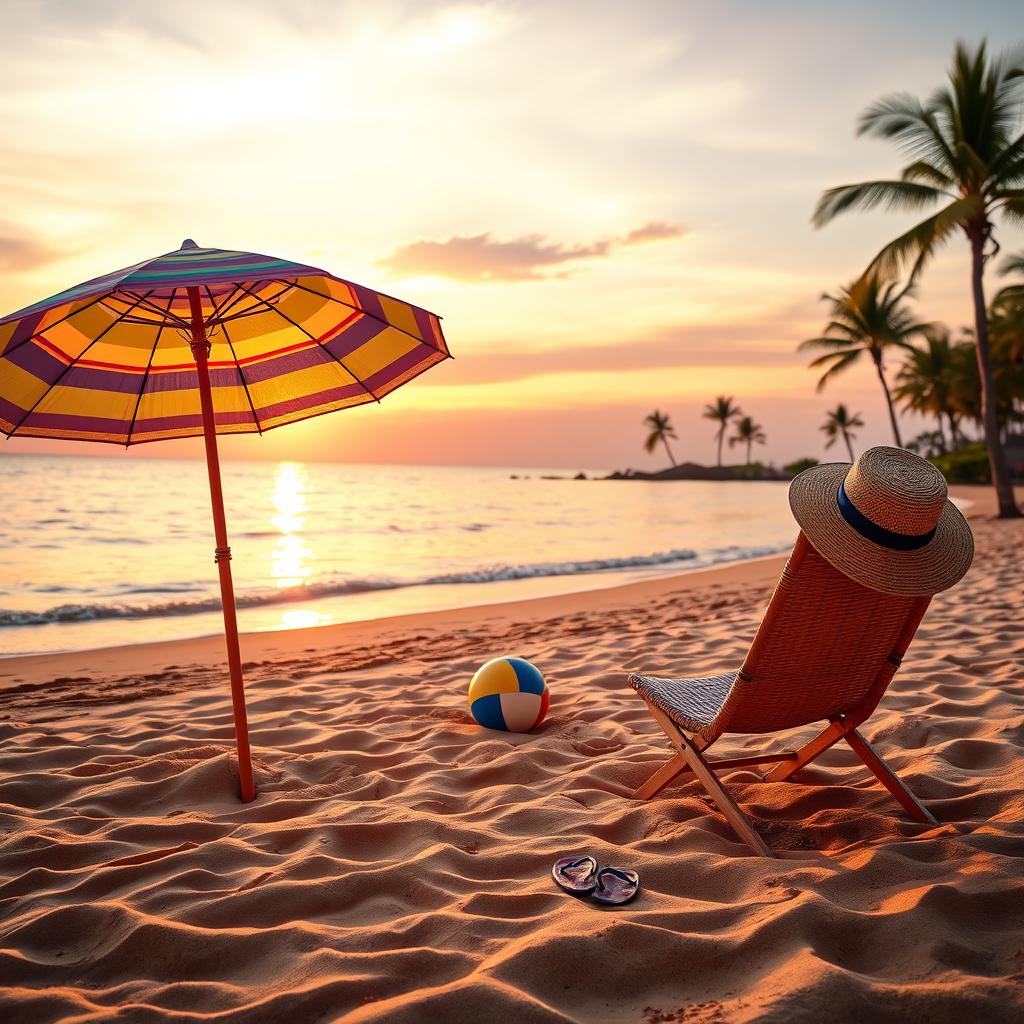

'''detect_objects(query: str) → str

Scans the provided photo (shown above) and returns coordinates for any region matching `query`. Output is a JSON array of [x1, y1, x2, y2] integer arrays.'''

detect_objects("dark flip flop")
[[551, 855, 600, 894], [592, 867, 640, 905]]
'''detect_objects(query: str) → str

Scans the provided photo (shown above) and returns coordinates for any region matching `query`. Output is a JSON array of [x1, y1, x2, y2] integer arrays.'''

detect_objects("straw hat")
[[789, 446, 974, 596]]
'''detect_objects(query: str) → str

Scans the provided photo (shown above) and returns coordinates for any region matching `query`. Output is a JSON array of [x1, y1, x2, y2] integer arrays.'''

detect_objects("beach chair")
[[628, 531, 938, 857]]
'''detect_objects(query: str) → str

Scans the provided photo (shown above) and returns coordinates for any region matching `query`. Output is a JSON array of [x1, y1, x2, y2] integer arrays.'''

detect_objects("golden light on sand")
[[270, 462, 312, 588], [276, 608, 333, 630]]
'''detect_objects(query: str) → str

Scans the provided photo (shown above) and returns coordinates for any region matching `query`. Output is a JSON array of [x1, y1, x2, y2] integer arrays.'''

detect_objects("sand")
[[1, 486, 1022, 1023]]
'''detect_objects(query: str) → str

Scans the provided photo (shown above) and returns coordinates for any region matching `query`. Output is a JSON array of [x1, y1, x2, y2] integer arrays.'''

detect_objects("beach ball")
[[468, 657, 549, 733]]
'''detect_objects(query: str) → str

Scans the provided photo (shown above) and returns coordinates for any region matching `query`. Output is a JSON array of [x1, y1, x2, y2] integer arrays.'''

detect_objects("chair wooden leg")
[[632, 752, 691, 800], [764, 719, 846, 782], [644, 703, 774, 857], [845, 728, 938, 826], [675, 731, 775, 857]]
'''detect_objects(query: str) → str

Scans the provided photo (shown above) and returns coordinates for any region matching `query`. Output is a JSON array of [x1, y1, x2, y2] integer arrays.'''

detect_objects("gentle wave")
[[0, 544, 788, 628]]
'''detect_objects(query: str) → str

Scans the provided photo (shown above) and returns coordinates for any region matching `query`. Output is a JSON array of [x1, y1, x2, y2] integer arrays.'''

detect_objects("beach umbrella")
[[0, 240, 450, 801]]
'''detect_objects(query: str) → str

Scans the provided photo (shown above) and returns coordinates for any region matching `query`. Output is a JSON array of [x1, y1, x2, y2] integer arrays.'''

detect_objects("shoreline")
[[0, 484, 992, 689], [0, 550, 791, 694]]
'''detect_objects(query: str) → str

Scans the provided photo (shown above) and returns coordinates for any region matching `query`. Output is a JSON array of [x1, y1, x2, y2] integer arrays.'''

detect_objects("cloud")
[[380, 221, 686, 281], [0, 228, 56, 272], [622, 221, 687, 245]]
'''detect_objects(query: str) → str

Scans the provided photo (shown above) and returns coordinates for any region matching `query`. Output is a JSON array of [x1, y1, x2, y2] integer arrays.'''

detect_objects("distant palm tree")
[[993, 251, 1024, 366], [812, 40, 1023, 517], [799, 274, 925, 447], [894, 327, 968, 451], [930, 327, 1024, 442], [643, 410, 677, 467], [996, 251, 1024, 304], [820, 404, 864, 461], [729, 416, 766, 465], [702, 396, 742, 466]]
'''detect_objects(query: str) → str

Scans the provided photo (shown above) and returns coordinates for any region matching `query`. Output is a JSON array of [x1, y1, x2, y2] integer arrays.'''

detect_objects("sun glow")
[[276, 608, 333, 631], [270, 462, 312, 588]]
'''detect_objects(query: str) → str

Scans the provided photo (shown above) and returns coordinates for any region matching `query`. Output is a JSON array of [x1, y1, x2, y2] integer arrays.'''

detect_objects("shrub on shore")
[[784, 457, 820, 476], [929, 443, 991, 484]]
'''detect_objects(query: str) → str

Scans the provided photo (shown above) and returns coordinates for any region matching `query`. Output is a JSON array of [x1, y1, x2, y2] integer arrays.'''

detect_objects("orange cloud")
[[379, 222, 686, 281], [622, 221, 687, 245], [0, 227, 55, 272]]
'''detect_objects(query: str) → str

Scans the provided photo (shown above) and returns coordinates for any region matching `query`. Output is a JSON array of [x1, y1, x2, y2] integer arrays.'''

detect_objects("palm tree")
[[893, 327, 963, 450], [643, 410, 677, 467], [821, 404, 864, 461], [945, 326, 1023, 441], [993, 251, 1024, 366], [812, 40, 1023, 516], [729, 416, 766, 465], [996, 251, 1024, 304], [799, 273, 925, 446], [702, 396, 742, 466]]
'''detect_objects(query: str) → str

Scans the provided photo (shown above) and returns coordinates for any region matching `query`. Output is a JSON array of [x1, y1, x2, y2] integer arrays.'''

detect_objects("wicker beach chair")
[[628, 531, 938, 857]]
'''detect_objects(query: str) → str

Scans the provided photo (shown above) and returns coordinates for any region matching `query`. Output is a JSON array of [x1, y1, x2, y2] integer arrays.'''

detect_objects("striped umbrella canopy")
[[0, 241, 450, 804], [0, 240, 449, 443]]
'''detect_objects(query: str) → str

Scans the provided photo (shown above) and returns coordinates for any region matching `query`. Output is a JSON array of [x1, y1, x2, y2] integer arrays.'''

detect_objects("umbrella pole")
[[187, 286, 256, 802]]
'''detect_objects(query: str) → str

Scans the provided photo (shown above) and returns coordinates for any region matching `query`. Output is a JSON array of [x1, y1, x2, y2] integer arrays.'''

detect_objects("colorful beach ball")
[[468, 657, 549, 733]]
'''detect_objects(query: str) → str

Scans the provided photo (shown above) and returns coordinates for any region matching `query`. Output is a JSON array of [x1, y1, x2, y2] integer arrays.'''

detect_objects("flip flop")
[[592, 867, 640, 905], [551, 855, 600, 894]]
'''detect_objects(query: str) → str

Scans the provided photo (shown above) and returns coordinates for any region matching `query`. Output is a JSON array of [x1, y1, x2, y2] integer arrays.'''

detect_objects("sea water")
[[0, 455, 798, 655]]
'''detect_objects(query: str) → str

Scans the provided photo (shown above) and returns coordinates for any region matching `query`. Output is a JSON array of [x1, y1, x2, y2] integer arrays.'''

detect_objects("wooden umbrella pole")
[[187, 285, 256, 802]]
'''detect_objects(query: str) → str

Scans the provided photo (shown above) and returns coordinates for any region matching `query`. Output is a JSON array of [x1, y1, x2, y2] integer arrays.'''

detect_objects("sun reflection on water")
[[270, 462, 312, 588]]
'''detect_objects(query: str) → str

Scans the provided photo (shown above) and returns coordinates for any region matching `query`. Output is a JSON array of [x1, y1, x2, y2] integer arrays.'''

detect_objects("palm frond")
[[812, 180, 947, 228], [994, 192, 1024, 227], [798, 335, 862, 352], [901, 160, 955, 189], [994, 283, 1024, 306], [814, 350, 861, 391], [999, 251, 1024, 277], [805, 349, 861, 368], [857, 93, 957, 170], [987, 132, 1024, 185], [865, 195, 980, 281]]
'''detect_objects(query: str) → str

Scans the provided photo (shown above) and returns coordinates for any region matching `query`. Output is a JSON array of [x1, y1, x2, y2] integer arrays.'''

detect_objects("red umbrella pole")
[[187, 286, 256, 802]]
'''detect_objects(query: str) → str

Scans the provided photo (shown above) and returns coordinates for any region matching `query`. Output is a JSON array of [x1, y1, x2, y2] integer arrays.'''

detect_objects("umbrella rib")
[[118, 290, 192, 329], [0, 292, 115, 364], [277, 278, 446, 356], [233, 282, 380, 405], [125, 289, 177, 447], [205, 284, 263, 435], [8, 290, 155, 437], [203, 283, 251, 325], [207, 283, 292, 327]]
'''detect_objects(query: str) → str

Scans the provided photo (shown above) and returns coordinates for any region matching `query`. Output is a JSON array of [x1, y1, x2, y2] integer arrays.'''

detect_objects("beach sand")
[[1, 487, 1022, 1022]]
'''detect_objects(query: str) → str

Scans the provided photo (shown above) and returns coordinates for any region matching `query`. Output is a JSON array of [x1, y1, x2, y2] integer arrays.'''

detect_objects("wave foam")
[[0, 544, 788, 628]]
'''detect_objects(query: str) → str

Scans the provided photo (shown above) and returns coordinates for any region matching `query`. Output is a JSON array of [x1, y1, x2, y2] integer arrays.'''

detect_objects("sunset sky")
[[2, 0, 1022, 468]]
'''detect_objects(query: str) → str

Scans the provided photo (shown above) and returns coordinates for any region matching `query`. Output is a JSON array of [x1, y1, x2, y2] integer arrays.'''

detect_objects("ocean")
[[0, 455, 800, 656]]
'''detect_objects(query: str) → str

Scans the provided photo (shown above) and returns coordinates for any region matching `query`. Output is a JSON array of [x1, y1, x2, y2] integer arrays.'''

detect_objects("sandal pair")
[[551, 855, 639, 905]]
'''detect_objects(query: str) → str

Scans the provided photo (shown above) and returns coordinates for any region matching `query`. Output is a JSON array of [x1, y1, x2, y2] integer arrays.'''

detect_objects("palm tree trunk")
[[935, 415, 947, 454], [871, 350, 903, 447], [662, 436, 677, 467], [746, 439, 752, 465], [716, 427, 724, 467], [948, 413, 961, 451], [842, 429, 855, 462], [969, 228, 1020, 517]]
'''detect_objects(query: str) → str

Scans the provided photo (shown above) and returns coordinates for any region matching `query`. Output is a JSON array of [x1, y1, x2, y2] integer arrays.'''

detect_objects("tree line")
[[643, 41, 1024, 514]]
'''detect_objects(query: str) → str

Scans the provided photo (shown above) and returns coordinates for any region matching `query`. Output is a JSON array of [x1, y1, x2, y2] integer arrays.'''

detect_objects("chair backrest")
[[718, 532, 930, 735]]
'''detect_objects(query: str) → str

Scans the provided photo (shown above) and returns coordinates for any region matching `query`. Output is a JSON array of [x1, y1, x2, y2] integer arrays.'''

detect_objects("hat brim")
[[788, 463, 974, 596]]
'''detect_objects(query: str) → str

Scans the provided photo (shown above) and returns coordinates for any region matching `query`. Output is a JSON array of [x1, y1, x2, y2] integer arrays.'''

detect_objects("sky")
[[1, 0, 1022, 469]]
